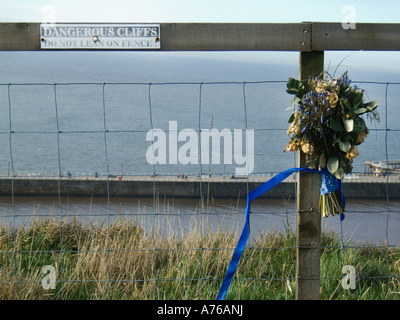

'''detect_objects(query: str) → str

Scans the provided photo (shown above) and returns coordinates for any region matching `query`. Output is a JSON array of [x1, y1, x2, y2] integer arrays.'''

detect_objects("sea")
[[0, 50, 399, 245]]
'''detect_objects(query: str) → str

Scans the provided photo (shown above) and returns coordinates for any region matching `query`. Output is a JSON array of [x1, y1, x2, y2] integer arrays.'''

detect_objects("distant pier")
[[365, 160, 400, 176], [0, 173, 399, 199]]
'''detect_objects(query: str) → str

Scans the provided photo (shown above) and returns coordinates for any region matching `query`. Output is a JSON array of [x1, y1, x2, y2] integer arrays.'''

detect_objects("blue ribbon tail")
[[216, 200, 251, 300], [216, 167, 317, 300]]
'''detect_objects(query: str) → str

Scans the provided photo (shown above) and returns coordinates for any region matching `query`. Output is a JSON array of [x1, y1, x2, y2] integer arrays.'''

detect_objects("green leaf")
[[340, 84, 350, 96], [288, 113, 295, 123], [364, 100, 378, 112], [327, 156, 339, 174], [344, 119, 354, 132], [286, 88, 298, 95], [353, 92, 363, 108], [329, 119, 343, 131], [339, 140, 351, 152], [353, 107, 367, 115], [287, 78, 296, 87], [343, 98, 353, 112], [286, 78, 305, 96], [333, 166, 344, 180], [287, 78, 299, 90], [353, 117, 366, 132]]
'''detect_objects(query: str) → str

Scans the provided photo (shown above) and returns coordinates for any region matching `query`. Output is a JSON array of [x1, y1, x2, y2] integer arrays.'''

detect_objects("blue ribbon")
[[320, 167, 338, 195], [319, 167, 346, 221], [216, 167, 344, 300]]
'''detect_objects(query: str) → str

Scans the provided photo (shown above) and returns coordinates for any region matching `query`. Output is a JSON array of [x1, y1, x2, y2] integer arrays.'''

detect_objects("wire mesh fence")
[[0, 79, 399, 299]]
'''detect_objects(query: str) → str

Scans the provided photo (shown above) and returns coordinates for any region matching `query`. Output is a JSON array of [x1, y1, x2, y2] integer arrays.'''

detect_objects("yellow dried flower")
[[327, 92, 338, 108], [355, 131, 368, 144], [346, 146, 359, 159], [285, 141, 299, 152], [315, 81, 328, 93], [300, 141, 314, 154], [287, 121, 302, 135]]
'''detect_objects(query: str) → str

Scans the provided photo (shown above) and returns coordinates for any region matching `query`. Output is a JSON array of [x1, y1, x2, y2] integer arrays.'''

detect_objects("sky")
[[1, 0, 400, 24]]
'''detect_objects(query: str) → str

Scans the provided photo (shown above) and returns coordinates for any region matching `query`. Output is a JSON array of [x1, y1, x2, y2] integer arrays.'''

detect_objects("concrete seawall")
[[0, 175, 399, 199]]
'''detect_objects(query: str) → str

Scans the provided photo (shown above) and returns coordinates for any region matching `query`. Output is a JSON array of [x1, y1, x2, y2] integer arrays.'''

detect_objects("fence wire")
[[0, 80, 399, 299]]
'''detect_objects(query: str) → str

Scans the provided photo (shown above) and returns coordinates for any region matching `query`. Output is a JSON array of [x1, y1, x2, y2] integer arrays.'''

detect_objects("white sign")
[[40, 24, 161, 49]]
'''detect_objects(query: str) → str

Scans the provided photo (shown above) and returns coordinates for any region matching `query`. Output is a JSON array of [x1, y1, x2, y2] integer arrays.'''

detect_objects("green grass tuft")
[[0, 217, 399, 300]]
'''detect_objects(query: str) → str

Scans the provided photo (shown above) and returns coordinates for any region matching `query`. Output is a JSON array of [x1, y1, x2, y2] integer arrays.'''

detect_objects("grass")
[[0, 216, 399, 300]]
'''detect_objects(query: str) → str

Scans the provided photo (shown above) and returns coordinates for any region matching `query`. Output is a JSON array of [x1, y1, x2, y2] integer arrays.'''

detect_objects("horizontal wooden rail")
[[1, 22, 400, 51], [0, 22, 311, 51], [312, 23, 400, 51], [159, 23, 311, 51]]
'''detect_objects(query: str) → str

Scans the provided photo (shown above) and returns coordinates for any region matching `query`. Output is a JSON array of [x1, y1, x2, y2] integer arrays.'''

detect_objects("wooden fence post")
[[296, 50, 324, 300]]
